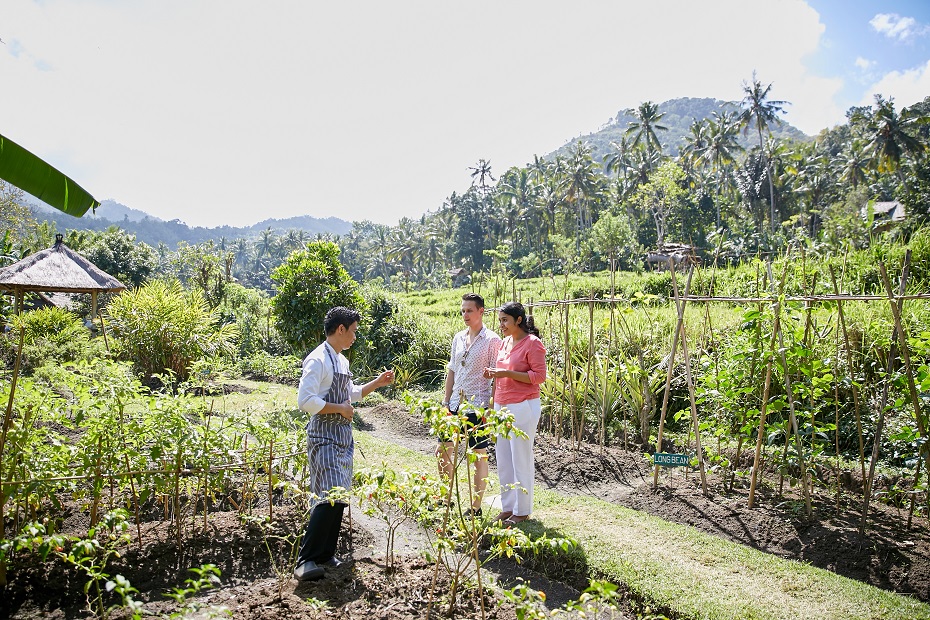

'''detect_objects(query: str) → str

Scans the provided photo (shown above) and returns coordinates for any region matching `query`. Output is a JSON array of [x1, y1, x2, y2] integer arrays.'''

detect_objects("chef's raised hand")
[[376, 369, 395, 387]]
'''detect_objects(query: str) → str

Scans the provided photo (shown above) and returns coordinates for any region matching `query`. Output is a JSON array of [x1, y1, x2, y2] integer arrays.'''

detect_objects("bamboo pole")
[[877, 255, 930, 523], [748, 261, 790, 509], [587, 288, 596, 448], [652, 262, 693, 488], [268, 439, 275, 522], [670, 265, 708, 495], [829, 267, 867, 488], [860, 257, 910, 534], [768, 261, 813, 519]]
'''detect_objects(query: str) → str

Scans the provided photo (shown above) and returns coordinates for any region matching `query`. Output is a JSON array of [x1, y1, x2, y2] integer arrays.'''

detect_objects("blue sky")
[[807, 0, 930, 109], [2, 1, 930, 228]]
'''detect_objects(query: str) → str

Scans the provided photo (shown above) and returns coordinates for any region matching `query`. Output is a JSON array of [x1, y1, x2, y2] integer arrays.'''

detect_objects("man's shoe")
[[322, 556, 343, 568], [293, 560, 325, 581]]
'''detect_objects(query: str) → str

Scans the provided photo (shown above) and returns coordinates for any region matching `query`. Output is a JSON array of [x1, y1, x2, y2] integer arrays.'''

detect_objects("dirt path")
[[357, 402, 930, 603]]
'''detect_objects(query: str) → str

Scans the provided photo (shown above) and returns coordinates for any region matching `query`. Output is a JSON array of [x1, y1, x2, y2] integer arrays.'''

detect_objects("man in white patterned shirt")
[[437, 293, 501, 516]]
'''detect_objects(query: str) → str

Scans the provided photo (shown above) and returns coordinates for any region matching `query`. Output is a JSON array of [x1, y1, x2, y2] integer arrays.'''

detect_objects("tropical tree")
[[631, 161, 688, 248], [705, 111, 744, 226], [866, 95, 925, 179], [739, 73, 787, 233], [838, 140, 871, 189], [625, 101, 668, 159], [559, 142, 605, 245], [270, 240, 365, 353]]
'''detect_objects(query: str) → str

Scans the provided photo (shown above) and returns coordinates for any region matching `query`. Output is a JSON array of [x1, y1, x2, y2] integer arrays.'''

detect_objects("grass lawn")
[[354, 429, 930, 620]]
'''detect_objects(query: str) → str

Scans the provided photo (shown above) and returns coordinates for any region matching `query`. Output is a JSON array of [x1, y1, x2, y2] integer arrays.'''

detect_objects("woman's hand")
[[484, 367, 507, 379]]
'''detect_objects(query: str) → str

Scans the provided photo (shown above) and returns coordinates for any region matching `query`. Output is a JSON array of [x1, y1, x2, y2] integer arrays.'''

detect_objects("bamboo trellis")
[[496, 256, 929, 529]]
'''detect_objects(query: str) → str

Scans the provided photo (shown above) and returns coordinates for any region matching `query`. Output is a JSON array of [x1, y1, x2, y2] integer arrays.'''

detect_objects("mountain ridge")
[[547, 96, 810, 164]]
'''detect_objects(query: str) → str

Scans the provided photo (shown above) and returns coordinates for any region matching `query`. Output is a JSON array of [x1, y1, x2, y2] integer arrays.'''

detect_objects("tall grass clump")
[[106, 280, 239, 382]]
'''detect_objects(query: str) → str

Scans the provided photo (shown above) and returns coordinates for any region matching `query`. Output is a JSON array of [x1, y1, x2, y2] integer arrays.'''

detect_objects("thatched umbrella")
[[0, 234, 125, 318]]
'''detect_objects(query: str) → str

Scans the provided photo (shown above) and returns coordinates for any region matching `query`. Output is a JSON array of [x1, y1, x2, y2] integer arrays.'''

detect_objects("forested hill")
[[548, 97, 810, 164], [30, 199, 353, 247]]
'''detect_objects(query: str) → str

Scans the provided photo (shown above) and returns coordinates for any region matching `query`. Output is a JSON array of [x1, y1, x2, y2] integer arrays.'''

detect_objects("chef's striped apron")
[[306, 345, 354, 506]]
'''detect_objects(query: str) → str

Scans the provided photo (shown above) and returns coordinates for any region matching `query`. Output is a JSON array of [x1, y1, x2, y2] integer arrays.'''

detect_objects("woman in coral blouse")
[[484, 301, 546, 525]]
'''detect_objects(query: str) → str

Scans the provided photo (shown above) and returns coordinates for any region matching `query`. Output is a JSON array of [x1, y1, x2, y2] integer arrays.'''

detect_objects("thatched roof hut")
[[0, 234, 125, 317]]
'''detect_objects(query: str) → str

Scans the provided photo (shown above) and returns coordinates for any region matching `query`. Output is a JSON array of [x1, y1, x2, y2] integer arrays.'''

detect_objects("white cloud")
[[861, 59, 930, 108], [855, 56, 876, 71], [869, 13, 929, 42], [0, 0, 848, 227]]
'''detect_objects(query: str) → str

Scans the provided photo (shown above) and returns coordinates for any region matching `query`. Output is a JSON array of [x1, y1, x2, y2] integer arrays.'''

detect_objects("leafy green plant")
[[497, 578, 548, 620], [9, 306, 101, 372], [106, 279, 239, 382], [355, 466, 443, 571], [270, 240, 366, 353]]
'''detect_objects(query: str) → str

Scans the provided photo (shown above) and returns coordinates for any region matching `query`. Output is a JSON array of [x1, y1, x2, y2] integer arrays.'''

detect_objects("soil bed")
[[361, 401, 930, 602], [4, 399, 927, 618]]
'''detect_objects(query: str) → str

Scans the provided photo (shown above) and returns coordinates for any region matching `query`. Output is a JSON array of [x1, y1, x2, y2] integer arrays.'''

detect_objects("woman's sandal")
[[503, 515, 529, 526], [495, 511, 513, 523]]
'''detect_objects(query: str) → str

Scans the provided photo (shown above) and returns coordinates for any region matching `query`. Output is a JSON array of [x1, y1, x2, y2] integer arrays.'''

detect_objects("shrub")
[[105, 280, 239, 382], [217, 283, 288, 358], [238, 351, 301, 385], [270, 241, 365, 354], [6, 307, 102, 373]]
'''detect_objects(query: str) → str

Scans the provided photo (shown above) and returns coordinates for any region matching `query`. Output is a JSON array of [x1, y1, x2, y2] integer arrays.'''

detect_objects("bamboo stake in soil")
[[877, 255, 930, 525], [748, 261, 790, 509], [829, 266, 867, 489], [653, 263, 694, 488], [769, 261, 813, 519], [861, 257, 910, 534], [268, 439, 275, 522], [0, 325, 25, 585], [670, 265, 708, 495]]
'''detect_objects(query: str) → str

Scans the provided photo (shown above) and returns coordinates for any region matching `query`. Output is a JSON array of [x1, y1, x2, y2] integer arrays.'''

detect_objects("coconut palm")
[[867, 95, 925, 179], [679, 118, 710, 175], [705, 111, 744, 226], [739, 73, 787, 233], [839, 140, 871, 189], [469, 159, 495, 194], [559, 143, 604, 244], [625, 101, 668, 158]]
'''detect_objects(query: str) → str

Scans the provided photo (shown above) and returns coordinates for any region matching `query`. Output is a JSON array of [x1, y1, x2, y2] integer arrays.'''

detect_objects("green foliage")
[[82, 226, 157, 288], [105, 279, 239, 381], [270, 240, 365, 354], [217, 282, 286, 357], [7, 307, 102, 372], [237, 351, 300, 385], [591, 211, 641, 271]]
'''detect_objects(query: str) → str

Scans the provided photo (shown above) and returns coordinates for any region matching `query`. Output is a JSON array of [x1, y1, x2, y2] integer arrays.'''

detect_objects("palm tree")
[[387, 218, 418, 291], [498, 167, 540, 254], [839, 140, 871, 189], [469, 159, 495, 195], [867, 95, 924, 179], [680, 118, 710, 175], [739, 73, 787, 233], [625, 101, 668, 158], [705, 111, 744, 226], [559, 143, 603, 245]]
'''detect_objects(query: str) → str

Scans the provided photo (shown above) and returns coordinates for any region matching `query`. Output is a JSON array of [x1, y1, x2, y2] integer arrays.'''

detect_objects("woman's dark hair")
[[324, 306, 361, 335], [499, 301, 540, 337]]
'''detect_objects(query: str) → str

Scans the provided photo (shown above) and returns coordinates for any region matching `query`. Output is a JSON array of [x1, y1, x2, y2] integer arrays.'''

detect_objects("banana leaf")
[[0, 132, 99, 217]]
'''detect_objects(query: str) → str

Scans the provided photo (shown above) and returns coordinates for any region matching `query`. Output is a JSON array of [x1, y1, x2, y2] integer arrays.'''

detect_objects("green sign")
[[654, 452, 690, 467]]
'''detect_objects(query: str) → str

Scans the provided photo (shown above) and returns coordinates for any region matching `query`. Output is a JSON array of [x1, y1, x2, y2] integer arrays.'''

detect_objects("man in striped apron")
[[294, 307, 394, 581]]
